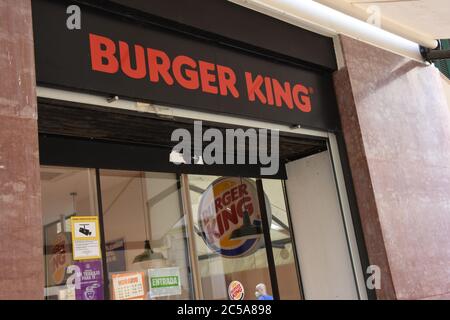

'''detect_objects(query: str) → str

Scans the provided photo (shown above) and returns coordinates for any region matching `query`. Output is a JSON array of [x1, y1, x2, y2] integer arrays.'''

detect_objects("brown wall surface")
[[0, 0, 43, 299], [334, 35, 450, 300]]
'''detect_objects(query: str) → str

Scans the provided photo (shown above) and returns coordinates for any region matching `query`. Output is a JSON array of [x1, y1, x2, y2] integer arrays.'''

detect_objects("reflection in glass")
[[99, 170, 194, 300], [189, 175, 274, 300], [41, 166, 302, 300], [263, 179, 302, 300], [41, 166, 100, 300]]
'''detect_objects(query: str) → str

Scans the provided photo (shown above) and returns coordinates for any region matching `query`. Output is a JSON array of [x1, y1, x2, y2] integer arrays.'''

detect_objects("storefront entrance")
[[33, 0, 368, 300], [38, 97, 366, 300], [41, 167, 303, 300]]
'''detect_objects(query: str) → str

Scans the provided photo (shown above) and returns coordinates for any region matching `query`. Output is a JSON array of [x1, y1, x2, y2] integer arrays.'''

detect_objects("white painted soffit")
[[314, 0, 440, 49], [339, 0, 450, 40]]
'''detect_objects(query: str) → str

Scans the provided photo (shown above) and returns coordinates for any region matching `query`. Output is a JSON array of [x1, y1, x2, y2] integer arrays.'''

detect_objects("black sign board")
[[32, 0, 340, 131], [108, 0, 338, 70]]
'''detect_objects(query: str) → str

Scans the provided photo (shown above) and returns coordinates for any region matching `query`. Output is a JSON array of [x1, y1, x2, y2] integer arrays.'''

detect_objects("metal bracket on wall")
[[420, 41, 450, 62], [136, 102, 175, 120]]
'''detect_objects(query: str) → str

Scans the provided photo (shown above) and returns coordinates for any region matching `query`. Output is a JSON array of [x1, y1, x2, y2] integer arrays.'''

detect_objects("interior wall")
[[41, 168, 97, 225], [334, 35, 450, 300], [285, 151, 359, 300], [101, 176, 148, 272], [100, 172, 192, 299]]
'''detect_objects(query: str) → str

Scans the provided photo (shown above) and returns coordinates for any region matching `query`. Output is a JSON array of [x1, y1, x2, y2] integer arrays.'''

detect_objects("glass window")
[[188, 175, 275, 300], [41, 166, 102, 300], [263, 179, 303, 300], [99, 170, 194, 300], [41, 167, 194, 300], [41, 166, 302, 300]]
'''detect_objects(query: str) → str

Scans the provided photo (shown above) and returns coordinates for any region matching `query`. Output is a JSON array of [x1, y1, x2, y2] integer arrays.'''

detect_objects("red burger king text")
[[89, 33, 312, 112], [201, 183, 255, 241]]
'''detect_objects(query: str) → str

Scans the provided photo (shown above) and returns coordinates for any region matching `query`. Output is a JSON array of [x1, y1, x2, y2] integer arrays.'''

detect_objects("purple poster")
[[75, 260, 104, 300]]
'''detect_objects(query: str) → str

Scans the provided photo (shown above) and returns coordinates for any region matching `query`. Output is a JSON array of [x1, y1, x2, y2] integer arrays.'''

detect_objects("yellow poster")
[[70, 216, 101, 260]]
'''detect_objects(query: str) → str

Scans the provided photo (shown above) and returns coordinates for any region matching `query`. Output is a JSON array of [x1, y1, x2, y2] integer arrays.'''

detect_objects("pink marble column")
[[334, 35, 450, 300], [0, 0, 44, 299]]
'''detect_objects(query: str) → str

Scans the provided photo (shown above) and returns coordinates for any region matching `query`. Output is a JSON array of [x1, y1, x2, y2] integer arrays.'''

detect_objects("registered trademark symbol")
[[309, 87, 315, 94]]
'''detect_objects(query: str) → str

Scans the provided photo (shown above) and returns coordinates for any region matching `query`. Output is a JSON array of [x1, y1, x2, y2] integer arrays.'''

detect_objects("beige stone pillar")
[[334, 35, 450, 300]]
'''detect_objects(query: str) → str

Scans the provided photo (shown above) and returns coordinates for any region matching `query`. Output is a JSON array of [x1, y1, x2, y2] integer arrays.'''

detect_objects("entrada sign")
[[32, 0, 340, 131]]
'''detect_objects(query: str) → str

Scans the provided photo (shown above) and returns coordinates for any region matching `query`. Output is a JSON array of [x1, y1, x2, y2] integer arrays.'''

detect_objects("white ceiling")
[[342, 0, 450, 39]]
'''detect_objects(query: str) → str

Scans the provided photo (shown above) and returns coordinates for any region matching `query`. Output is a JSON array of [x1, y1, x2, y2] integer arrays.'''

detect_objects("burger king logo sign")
[[228, 281, 245, 300], [198, 177, 271, 258]]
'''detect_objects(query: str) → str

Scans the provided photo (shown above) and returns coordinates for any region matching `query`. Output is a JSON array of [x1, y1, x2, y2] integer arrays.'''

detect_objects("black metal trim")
[[95, 168, 111, 300], [38, 134, 286, 179], [256, 178, 280, 300], [421, 48, 450, 62], [334, 133, 376, 300], [176, 173, 196, 300], [419, 40, 446, 62]]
